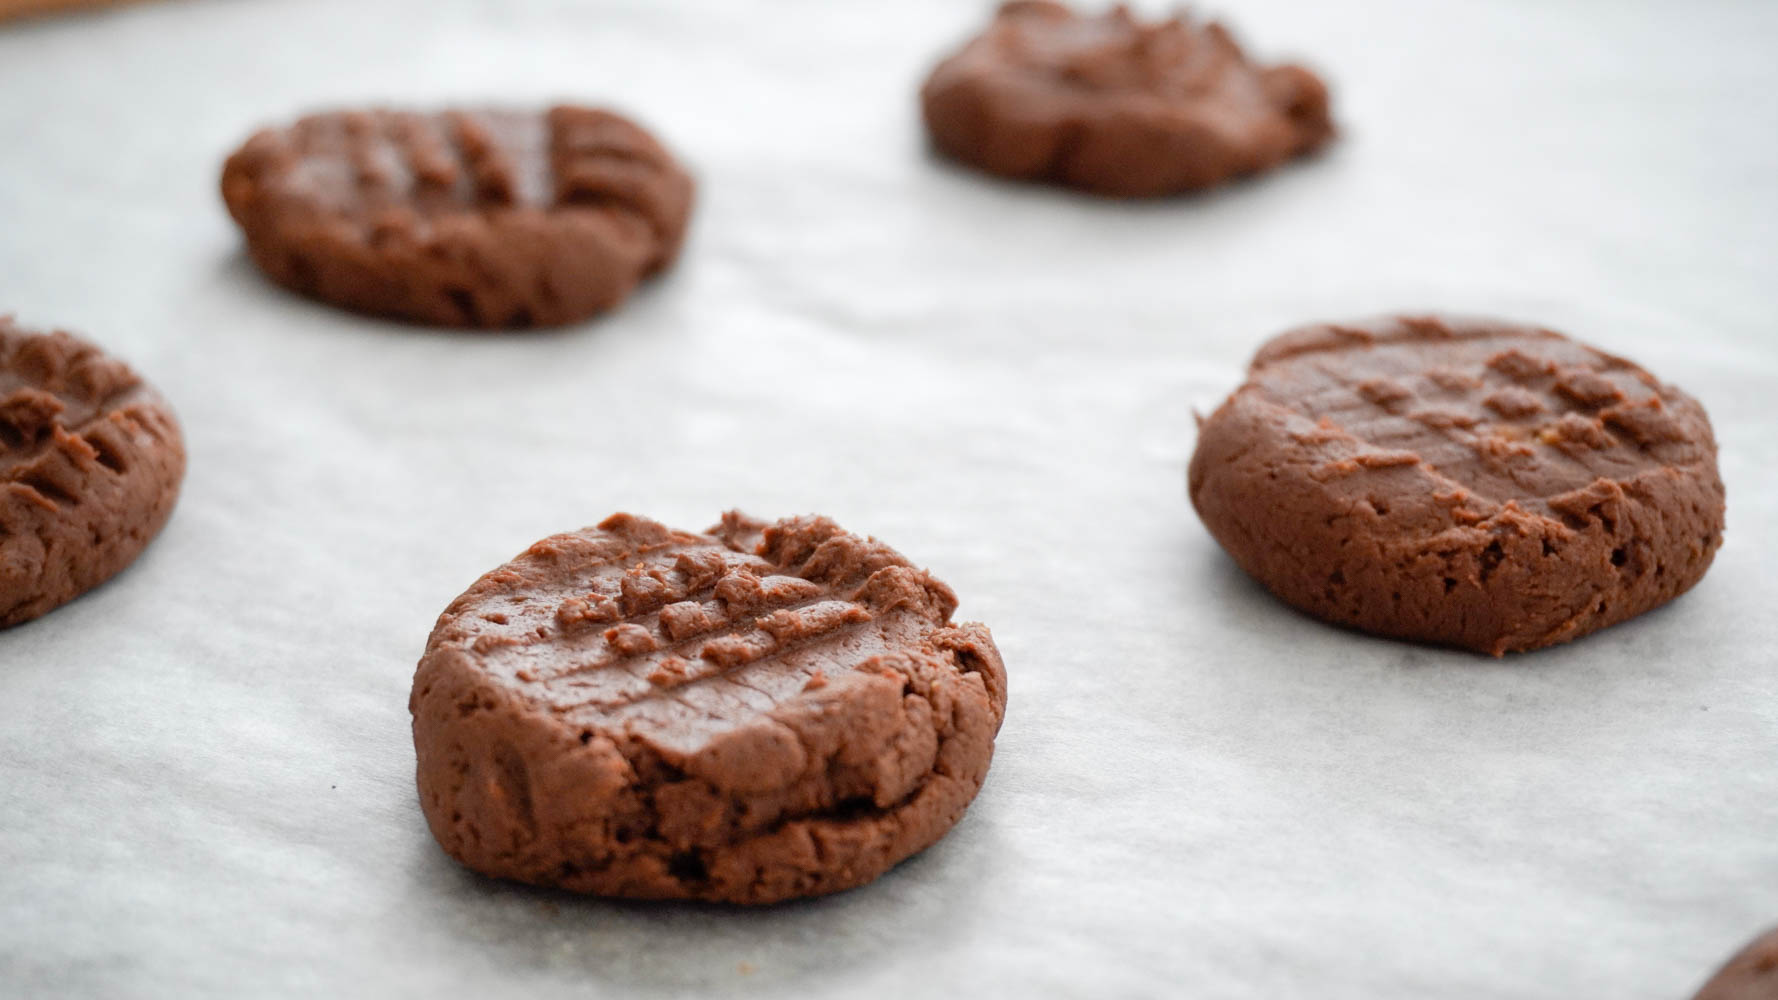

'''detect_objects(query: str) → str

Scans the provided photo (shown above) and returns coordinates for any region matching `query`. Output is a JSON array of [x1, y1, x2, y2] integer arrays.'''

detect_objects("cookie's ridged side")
[[410, 513, 1006, 903], [1188, 315, 1724, 655], [220, 107, 694, 328], [0, 321, 185, 627]]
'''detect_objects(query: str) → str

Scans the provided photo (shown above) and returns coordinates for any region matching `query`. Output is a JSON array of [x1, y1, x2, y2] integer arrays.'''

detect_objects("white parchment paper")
[[1, 0, 1774, 997]]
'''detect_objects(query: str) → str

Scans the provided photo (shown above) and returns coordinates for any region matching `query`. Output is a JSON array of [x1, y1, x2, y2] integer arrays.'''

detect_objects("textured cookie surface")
[[1188, 315, 1724, 655], [920, 1, 1333, 196], [221, 106, 693, 328], [0, 319, 184, 627], [410, 512, 1007, 903], [1693, 927, 1778, 1000]]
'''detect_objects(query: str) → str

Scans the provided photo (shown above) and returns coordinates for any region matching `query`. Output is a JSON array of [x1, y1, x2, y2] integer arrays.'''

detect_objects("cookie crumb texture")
[[410, 512, 1008, 903], [1188, 316, 1725, 655], [0, 319, 184, 627], [1692, 926, 1778, 1000], [921, 1, 1333, 196], [221, 106, 694, 328]]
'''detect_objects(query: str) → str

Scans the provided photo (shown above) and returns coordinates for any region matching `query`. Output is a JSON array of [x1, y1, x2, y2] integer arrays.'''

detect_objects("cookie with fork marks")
[[221, 105, 693, 328], [410, 512, 1007, 903], [0, 318, 184, 627], [1188, 315, 1724, 654]]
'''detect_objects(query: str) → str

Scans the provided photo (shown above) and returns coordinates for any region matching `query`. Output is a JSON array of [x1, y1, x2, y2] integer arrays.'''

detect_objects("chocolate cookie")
[[410, 512, 1007, 903], [1, 319, 184, 627], [1693, 926, 1778, 1000], [920, 1, 1334, 197], [221, 106, 693, 328], [1187, 315, 1725, 655]]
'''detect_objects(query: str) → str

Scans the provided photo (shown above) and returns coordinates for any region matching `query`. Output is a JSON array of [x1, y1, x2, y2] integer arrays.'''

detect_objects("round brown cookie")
[[1187, 315, 1725, 655], [0, 318, 184, 627], [920, 1, 1334, 197], [220, 105, 694, 328], [1693, 926, 1778, 1000], [410, 512, 1008, 903]]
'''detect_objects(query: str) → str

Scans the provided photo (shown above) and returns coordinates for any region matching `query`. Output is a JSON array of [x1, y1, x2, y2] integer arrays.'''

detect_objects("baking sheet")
[[2, 0, 1775, 996]]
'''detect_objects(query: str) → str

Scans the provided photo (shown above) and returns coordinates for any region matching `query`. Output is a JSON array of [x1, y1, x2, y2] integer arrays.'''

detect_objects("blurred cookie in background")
[[0, 0, 147, 22], [921, 1, 1334, 196], [221, 106, 694, 329]]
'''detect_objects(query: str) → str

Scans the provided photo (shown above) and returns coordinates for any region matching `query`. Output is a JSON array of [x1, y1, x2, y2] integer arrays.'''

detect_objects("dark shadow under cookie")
[[410, 512, 1008, 904], [221, 106, 694, 329]]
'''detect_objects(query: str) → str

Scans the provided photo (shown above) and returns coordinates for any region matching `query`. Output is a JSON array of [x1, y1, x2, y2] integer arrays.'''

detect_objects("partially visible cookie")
[[221, 106, 694, 328], [0, 319, 184, 627], [920, 1, 1333, 196], [410, 512, 1007, 903], [1693, 926, 1778, 1000], [1188, 315, 1725, 655], [0, 0, 147, 21]]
